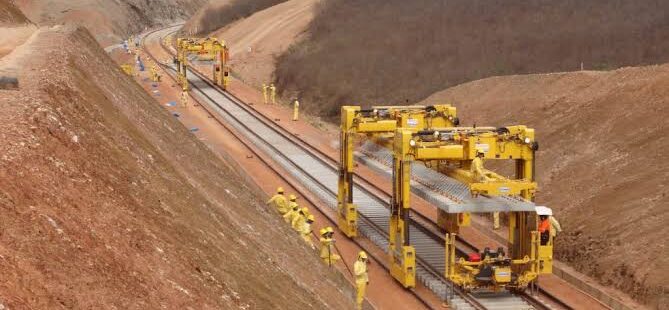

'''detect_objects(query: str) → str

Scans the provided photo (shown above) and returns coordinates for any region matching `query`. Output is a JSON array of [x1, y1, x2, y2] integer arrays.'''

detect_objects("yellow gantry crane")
[[338, 105, 554, 292], [337, 105, 459, 237], [392, 127, 550, 290], [175, 37, 231, 91]]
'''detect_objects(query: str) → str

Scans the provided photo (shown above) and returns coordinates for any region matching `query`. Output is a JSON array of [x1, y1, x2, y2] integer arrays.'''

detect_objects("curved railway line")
[[140, 25, 573, 310]]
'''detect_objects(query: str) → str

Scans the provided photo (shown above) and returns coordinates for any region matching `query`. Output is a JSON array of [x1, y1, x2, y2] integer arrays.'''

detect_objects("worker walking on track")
[[354, 251, 369, 310], [293, 99, 300, 121], [266, 187, 288, 214], [300, 214, 316, 248], [262, 83, 269, 104], [269, 83, 276, 104]]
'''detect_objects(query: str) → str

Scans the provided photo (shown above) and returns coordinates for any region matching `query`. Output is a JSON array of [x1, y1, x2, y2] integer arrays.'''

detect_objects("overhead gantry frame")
[[337, 105, 459, 237], [391, 127, 552, 290], [175, 37, 230, 91]]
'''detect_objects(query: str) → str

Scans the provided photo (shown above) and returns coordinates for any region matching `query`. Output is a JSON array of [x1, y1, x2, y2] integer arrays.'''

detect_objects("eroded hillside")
[[0, 25, 353, 308]]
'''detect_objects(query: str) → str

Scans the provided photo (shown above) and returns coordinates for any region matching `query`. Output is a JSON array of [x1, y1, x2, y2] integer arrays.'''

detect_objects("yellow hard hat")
[[299, 207, 309, 214], [289, 194, 297, 201], [277, 187, 284, 194], [326, 227, 334, 234], [307, 214, 315, 221], [358, 251, 368, 260], [320, 228, 328, 236]]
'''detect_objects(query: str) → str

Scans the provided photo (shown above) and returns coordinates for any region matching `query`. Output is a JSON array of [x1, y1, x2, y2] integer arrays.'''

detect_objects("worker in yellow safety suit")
[[269, 83, 276, 104], [472, 151, 499, 229], [293, 99, 300, 121], [283, 203, 299, 224], [266, 187, 288, 214], [291, 207, 309, 231], [262, 83, 269, 104], [354, 251, 369, 310], [300, 214, 315, 248], [319, 227, 340, 266], [180, 91, 189, 108]]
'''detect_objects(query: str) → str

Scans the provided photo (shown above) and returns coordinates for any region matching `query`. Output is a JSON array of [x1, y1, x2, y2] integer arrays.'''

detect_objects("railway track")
[[140, 25, 564, 310]]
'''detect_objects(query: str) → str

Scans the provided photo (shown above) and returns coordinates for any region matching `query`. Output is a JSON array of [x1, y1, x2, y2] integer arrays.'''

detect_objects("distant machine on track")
[[338, 105, 553, 292], [175, 37, 230, 91]]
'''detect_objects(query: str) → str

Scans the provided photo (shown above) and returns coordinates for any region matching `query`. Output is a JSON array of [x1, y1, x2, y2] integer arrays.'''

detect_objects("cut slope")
[[274, 0, 669, 119], [420, 67, 669, 308], [181, 0, 290, 36], [13, 0, 207, 46], [0, 0, 35, 58], [0, 25, 353, 308], [209, 0, 317, 87]]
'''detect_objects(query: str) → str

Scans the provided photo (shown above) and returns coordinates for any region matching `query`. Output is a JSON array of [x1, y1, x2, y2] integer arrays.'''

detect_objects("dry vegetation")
[[275, 0, 669, 118], [182, 0, 289, 35]]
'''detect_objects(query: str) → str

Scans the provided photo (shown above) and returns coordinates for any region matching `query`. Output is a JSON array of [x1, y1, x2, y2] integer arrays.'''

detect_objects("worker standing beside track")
[[354, 251, 369, 310], [266, 187, 288, 214], [262, 83, 269, 104], [293, 99, 300, 121], [269, 83, 276, 104], [283, 199, 299, 224], [291, 207, 310, 231], [319, 227, 341, 266], [300, 214, 316, 248]]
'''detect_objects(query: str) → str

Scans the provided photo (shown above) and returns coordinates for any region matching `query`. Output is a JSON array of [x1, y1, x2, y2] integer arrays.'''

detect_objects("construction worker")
[[471, 151, 491, 183], [262, 83, 269, 104], [266, 187, 288, 214], [291, 207, 309, 231], [283, 204, 299, 224], [354, 251, 369, 310], [300, 214, 316, 248], [180, 91, 189, 107], [269, 83, 276, 104], [293, 99, 300, 121], [287, 194, 298, 213], [536, 206, 552, 245], [319, 227, 341, 266]]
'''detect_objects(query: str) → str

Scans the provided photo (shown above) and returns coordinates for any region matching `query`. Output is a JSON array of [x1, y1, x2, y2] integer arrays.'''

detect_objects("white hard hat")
[[535, 206, 553, 216]]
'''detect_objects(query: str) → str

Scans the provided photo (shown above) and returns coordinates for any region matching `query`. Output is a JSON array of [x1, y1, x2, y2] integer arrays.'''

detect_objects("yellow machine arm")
[[175, 37, 230, 91], [337, 105, 458, 238]]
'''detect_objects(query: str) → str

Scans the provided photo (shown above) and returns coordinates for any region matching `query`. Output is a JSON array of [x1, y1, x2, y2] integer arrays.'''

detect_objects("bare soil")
[[181, 0, 290, 36], [421, 67, 669, 309], [0, 25, 354, 309], [13, 0, 207, 46]]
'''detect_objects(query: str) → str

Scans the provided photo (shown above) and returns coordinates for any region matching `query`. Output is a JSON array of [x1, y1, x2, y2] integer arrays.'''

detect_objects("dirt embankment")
[[421, 67, 669, 309], [0, 0, 35, 59], [13, 0, 207, 46], [274, 0, 669, 119], [181, 0, 290, 36], [206, 0, 317, 88], [0, 25, 353, 308]]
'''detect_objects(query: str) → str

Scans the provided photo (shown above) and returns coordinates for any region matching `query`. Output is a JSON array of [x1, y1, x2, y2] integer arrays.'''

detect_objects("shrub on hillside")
[[275, 0, 669, 119]]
